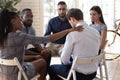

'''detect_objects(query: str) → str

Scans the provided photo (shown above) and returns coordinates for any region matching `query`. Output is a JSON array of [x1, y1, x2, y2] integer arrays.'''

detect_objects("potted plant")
[[0, 0, 21, 12]]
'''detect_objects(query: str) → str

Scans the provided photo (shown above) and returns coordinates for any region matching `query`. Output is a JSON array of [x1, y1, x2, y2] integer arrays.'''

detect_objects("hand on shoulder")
[[68, 26, 83, 33]]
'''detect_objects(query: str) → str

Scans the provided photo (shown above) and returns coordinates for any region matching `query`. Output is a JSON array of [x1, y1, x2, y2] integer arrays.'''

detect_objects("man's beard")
[[23, 22, 32, 27], [59, 14, 66, 18]]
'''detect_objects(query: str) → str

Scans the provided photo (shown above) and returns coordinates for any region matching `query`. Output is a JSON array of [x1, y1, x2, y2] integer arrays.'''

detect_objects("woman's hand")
[[68, 26, 83, 33], [50, 26, 83, 42]]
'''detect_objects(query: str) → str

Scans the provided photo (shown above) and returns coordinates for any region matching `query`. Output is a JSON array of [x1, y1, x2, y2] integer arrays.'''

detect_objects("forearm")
[[24, 56, 35, 62], [50, 26, 83, 42], [61, 38, 73, 64], [24, 55, 42, 62], [25, 49, 40, 55], [50, 29, 69, 42]]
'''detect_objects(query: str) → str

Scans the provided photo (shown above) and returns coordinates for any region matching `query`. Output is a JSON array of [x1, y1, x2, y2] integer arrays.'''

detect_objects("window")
[[44, 0, 119, 31], [43, 0, 72, 33]]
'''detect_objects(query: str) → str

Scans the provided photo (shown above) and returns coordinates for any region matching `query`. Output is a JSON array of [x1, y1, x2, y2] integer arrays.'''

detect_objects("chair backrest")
[[66, 40, 108, 80], [0, 57, 29, 80], [99, 40, 108, 80], [57, 40, 108, 80], [67, 53, 104, 80]]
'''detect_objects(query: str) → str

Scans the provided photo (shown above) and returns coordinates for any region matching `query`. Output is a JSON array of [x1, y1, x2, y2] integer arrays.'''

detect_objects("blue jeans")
[[48, 63, 96, 80]]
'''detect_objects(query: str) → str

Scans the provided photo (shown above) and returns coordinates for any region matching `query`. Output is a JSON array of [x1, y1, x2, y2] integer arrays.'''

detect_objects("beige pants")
[[45, 42, 63, 56]]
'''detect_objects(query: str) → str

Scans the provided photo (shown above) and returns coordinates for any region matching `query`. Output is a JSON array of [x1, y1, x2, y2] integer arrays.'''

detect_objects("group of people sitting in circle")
[[0, 1, 107, 80]]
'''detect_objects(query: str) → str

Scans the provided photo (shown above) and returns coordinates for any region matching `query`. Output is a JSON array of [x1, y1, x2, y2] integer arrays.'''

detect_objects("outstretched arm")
[[50, 26, 83, 42]]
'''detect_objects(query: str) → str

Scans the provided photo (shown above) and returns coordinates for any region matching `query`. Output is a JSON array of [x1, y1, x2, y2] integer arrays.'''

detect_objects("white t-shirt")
[[61, 21, 101, 74]]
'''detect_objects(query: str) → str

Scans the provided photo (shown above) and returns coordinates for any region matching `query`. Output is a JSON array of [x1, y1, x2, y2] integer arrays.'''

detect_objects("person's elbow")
[[61, 58, 69, 65]]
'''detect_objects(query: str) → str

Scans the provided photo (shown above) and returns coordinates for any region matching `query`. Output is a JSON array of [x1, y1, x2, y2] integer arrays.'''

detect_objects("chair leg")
[[18, 71, 21, 80], [73, 71, 76, 80], [67, 70, 73, 80], [104, 61, 108, 80], [99, 64, 103, 80]]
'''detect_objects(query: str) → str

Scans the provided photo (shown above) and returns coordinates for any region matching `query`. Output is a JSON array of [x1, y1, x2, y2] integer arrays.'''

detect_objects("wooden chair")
[[58, 52, 108, 80], [96, 40, 108, 80], [0, 57, 40, 80], [58, 41, 108, 80]]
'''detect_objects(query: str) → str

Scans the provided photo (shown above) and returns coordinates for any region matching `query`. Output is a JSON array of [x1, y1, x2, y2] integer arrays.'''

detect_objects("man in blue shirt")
[[44, 1, 72, 56]]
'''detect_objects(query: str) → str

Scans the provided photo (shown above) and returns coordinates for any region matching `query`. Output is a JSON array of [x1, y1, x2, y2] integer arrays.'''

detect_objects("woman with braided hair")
[[0, 9, 83, 80]]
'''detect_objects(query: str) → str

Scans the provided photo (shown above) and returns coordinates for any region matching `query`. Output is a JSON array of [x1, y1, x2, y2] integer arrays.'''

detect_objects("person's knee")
[[40, 59, 47, 66], [35, 55, 42, 59], [36, 59, 47, 68]]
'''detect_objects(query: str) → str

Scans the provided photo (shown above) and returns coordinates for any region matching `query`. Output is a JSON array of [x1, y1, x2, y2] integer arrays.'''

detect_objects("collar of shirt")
[[76, 21, 87, 27]]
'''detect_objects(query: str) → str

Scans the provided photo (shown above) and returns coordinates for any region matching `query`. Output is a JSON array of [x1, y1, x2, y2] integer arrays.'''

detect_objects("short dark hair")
[[67, 8, 83, 20], [57, 1, 66, 6], [21, 8, 32, 16]]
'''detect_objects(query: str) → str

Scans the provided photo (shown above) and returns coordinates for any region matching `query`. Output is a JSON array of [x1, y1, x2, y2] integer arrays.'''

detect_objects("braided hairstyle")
[[0, 9, 17, 48]]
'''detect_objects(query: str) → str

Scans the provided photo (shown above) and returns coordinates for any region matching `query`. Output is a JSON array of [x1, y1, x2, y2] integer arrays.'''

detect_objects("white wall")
[[16, 0, 44, 36]]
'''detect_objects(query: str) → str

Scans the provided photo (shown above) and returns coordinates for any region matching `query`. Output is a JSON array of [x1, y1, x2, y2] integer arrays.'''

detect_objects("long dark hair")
[[0, 9, 17, 48], [90, 6, 105, 24]]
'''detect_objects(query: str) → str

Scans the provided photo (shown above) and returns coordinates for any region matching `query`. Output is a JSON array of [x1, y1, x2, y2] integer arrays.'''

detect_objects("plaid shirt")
[[0, 32, 50, 80]]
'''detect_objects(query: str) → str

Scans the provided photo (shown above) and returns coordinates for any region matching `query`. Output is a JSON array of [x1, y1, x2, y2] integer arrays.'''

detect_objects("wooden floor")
[[50, 54, 120, 80]]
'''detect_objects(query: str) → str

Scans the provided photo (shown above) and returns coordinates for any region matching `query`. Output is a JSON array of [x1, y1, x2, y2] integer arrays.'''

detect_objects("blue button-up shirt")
[[44, 16, 72, 44]]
